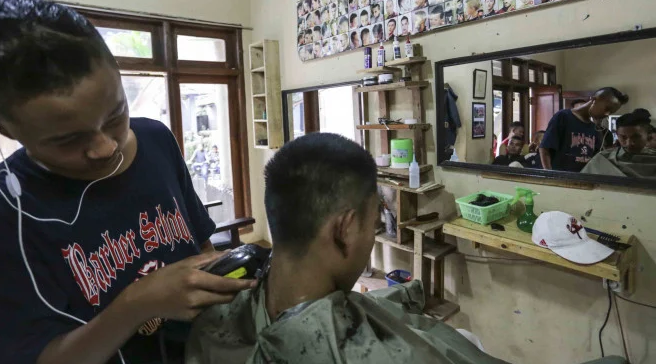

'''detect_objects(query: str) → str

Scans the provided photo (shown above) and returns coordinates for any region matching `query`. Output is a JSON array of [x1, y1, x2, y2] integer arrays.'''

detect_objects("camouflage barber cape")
[[185, 280, 510, 364]]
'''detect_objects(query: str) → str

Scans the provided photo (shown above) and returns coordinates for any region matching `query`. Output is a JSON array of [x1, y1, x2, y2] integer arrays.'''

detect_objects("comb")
[[584, 227, 628, 251]]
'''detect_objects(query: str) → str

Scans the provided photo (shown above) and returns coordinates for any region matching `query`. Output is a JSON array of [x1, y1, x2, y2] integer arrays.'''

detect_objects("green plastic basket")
[[456, 190, 514, 225]]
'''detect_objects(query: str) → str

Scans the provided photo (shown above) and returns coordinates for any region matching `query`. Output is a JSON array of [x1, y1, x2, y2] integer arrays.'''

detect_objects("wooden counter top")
[[443, 216, 636, 283]]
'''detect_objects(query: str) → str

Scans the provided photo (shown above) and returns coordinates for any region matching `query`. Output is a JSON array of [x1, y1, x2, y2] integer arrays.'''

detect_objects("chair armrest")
[[204, 200, 223, 211], [214, 217, 256, 234]]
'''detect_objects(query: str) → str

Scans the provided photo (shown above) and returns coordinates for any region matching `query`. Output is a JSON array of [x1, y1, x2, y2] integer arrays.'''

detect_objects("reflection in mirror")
[[443, 36, 656, 180], [284, 83, 359, 142]]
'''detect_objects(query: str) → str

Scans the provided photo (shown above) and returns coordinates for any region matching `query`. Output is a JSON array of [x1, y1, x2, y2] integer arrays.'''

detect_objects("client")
[[493, 136, 527, 167], [582, 109, 656, 178], [186, 133, 509, 364]]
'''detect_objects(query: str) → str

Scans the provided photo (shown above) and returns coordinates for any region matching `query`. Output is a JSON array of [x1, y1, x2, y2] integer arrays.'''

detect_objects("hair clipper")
[[203, 244, 272, 279]]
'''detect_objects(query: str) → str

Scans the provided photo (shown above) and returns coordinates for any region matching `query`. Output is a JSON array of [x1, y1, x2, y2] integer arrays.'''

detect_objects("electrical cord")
[[614, 293, 656, 310], [612, 294, 631, 363], [599, 285, 612, 357]]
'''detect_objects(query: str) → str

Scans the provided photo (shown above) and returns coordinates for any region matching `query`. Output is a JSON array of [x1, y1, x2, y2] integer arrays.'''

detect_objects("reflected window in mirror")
[[440, 35, 656, 181], [284, 83, 360, 143]]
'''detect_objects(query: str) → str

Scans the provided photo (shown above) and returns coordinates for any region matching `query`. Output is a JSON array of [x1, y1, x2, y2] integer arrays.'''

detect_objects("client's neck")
[[265, 250, 336, 320]]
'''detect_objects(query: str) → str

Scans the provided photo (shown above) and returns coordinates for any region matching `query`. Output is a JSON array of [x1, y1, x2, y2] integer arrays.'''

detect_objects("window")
[[513, 92, 521, 122], [512, 65, 520, 80], [492, 60, 503, 77], [292, 92, 305, 139], [543, 72, 549, 85], [318, 86, 356, 140], [177, 35, 226, 62], [96, 27, 153, 58], [528, 69, 536, 83], [85, 10, 252, 225]]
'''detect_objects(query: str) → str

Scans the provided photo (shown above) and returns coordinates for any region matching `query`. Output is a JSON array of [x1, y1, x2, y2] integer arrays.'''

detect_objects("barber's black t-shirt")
[[540, 109, 601, 172], [0, 118, 216, 364]]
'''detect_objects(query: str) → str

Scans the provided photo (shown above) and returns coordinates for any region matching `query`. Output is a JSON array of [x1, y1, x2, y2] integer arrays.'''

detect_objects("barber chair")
[[204, 201, 255, 251]]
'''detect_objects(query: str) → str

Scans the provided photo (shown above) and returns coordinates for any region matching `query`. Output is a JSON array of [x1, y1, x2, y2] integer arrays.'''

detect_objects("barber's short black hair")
[[595, 87, 629, 105], [570, 99, 586, 108], [617, 109, 651, 130], [372, 3, 380, 10], [350, 13, 358, 21], [0, 0, 116, 122], [265, 133, 377, 255], [510, 121, 524, 131]]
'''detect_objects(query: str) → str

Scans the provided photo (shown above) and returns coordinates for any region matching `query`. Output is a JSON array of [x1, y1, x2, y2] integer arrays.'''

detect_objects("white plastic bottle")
[[377, 42, 385, 67], [405, 35, 414, 58], [393, 36, 402, 60], [409, 156, 420, 189]]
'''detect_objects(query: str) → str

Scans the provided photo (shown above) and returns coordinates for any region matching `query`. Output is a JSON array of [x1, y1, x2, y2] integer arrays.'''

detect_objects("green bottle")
[[511, 187, 540, 233]]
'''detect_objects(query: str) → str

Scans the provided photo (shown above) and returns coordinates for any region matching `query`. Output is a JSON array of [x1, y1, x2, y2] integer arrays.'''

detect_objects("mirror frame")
[[282, 80, 362, 143], [434, 27, 656, 191]]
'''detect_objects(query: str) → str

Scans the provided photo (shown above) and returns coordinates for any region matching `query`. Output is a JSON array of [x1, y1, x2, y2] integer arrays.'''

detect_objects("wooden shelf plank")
[[406, 219, 449, 234], [385, 57, 428, 67], [355, 81, 429, 93], [356, 268, 388, 291], [375, 233, 413, 253], [356, 66, 402, 74], [378, 165, 431, 178], [424, 298, 460, 321], [377, 179, 444, 194], [443, 216, 635, 281], [356, 123, 431, 131], [251, 66, 265, 73], [422, 242, 456, 261]]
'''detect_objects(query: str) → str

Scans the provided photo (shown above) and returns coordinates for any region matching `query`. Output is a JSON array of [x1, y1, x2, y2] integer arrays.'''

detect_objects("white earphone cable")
[[1, 151, 127, 364]]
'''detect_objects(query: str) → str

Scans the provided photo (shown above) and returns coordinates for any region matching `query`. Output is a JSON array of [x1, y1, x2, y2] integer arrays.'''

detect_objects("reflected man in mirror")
[[539, 87, 629, 172], [498, 121, 529, 156], [581, 109, 656, 178], [493, 136, 527, 167]]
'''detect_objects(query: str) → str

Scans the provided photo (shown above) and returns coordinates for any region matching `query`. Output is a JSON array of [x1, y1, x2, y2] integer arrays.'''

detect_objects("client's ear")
[[333, 209, 357, 258]]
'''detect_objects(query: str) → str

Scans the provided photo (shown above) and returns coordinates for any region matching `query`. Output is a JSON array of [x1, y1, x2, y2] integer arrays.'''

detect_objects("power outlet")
[[603, 278, 623, 293]]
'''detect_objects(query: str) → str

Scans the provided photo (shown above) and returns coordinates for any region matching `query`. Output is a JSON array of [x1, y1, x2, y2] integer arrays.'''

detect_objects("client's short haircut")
[[595, 87, 629, 105], [510, 121, 524, 131], [265, 133, 377, 255], [617, 109, 651, 130], [0, 0, 116, 122], [511, 135, 524, 142]]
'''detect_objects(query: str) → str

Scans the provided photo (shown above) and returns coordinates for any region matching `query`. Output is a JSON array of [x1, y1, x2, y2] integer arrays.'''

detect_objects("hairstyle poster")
[[297, 0, 568, 61]]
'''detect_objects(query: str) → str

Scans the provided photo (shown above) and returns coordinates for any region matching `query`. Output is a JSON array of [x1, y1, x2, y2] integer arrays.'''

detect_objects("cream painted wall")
[[250, 1, 656, 363], [445, 61, 494, 163], [563, 37, 656, 116]]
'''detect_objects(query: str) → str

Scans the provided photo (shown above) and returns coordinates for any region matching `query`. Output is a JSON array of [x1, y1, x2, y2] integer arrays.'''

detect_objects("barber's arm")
[[539, 148, 553, 170], [37, 252, 253, 364]]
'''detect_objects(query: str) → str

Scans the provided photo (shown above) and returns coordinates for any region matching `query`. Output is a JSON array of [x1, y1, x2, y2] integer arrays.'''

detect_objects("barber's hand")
[[118, 252, 255, 322]]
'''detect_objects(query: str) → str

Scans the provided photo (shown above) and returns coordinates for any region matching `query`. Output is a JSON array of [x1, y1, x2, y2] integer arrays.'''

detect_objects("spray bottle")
[[393, 36, 402, 60], [409, 155, 420, 189], [377, 42, 386, 67], [511, 187, 539, 233]]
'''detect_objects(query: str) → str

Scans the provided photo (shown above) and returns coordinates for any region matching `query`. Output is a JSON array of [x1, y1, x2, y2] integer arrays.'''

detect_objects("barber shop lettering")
[[61, 198, 194, 306]]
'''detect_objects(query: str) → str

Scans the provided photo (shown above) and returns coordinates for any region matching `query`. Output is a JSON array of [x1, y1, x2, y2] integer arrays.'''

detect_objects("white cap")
[[531, 211, 614, 265]]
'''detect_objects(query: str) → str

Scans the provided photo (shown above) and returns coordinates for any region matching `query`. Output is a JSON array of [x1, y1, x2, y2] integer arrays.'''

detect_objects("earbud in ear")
[[6, 173, 21, 198]]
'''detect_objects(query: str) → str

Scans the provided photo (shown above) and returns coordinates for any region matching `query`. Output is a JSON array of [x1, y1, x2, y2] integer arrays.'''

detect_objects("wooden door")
[[532, 85, 562, 133]]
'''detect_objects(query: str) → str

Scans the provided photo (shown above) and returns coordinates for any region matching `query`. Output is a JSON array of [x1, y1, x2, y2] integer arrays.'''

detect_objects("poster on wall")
[[472, 102, 487, 139], [297, 0, 568, 61]]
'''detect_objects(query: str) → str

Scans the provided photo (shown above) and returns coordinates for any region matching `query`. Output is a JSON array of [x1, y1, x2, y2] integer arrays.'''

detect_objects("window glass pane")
[[121, 75, 170, 129], [529, 69, 536, 83], [513, 92, 521, 122], [492, 61, 503, 77], [318, 86, 356, 140], [181, 83, 234, 221], [493, 90, 503, 152], [177, 35, 227, 62], [512, 65, 520, 80], [292, 92, 305, 139], [543, 72, 549, 85], [96, 27, 153, 58]]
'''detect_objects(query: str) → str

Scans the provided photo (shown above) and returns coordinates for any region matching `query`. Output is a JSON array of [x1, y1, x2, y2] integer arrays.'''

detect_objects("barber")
[[0, 2, 253, 364]]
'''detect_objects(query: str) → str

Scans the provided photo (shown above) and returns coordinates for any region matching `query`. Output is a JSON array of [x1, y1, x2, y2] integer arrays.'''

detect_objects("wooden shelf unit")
[[356, 56, 458, 320], [356, 57, 428, 74], [249, 40, 282, 149], [444, 216, 636, 288]]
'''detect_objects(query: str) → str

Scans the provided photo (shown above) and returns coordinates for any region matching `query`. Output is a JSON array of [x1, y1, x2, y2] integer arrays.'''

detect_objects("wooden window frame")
[[82, 10, 252, 229]]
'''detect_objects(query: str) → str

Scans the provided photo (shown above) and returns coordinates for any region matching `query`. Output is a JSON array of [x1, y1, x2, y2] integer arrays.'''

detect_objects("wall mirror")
[[435, 28, 656, 190], [282, 81, 362, 143]]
